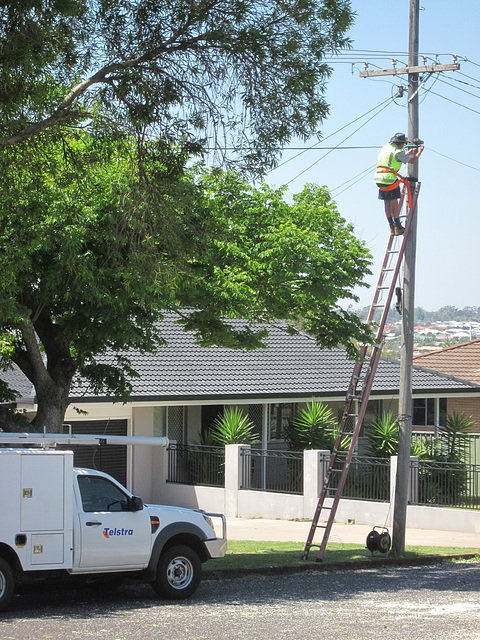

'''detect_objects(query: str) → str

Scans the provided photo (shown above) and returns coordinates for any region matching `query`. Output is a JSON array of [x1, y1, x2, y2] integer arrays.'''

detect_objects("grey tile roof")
[[2, 313, 479, 405], [67, 314, 480, 401], [1, 366, 35, 402]]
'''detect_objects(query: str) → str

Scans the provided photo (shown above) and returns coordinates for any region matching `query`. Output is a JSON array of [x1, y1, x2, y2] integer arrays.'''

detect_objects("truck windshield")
[[78, 475, 130, 512]]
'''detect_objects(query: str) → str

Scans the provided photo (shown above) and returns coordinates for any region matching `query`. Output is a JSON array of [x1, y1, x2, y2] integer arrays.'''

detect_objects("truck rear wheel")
[[0, 558, 15, 611], [151, 545, 201, 599]]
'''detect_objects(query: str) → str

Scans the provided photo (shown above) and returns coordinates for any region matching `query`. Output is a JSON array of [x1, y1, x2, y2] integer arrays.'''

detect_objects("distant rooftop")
[[413, 339, 480, 386]]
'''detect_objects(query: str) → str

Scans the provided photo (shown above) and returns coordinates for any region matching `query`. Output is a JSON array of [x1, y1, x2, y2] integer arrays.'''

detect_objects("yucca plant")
[[210, 407, 257, 445], [284, 401, 337, 451], [440, 410, 475, 462], [367, 411, 399, 458]]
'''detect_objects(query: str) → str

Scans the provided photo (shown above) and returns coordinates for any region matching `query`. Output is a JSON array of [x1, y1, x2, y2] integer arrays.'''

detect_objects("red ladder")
[[302, 180, 421, 562]]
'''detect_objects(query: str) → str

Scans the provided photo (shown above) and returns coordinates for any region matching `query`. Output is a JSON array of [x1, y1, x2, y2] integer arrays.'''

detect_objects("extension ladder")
[[302, 180, 421, 562]]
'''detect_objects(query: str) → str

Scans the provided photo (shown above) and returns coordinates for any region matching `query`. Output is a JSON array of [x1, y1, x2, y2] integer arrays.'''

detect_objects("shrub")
[[210, 407, 257, 445], [284, 401, 338, 451]]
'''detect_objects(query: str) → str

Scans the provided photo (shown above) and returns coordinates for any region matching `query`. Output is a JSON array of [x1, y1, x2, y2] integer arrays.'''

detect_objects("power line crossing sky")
[[267, 0, 480, 312]]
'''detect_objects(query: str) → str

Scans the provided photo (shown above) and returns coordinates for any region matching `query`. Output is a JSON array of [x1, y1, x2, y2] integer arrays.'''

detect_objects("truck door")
[[75, 475, 151, 569]]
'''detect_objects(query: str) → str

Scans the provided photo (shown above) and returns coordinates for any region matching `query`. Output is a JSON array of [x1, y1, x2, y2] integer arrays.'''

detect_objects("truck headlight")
[[202, 514, 214, 530]]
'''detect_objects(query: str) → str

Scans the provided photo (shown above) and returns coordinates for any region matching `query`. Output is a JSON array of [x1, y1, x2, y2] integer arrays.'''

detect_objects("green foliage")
[[418, 461, 468, 507], [367, 412, 399, 458], [184, 175, 372, 357], [367, 412, 430, 459], [442, 410, 475, 462], [0, 131, 372, 430], [210, 407, 257, 445], [0, 0, 354, 171], [284, 401, 339, 451]]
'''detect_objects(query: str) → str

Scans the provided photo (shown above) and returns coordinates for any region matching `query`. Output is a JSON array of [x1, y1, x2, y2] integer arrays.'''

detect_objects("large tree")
[[0, 1, 369, 432], [0, 0, 353, 169], [0, 133, 371, 431]]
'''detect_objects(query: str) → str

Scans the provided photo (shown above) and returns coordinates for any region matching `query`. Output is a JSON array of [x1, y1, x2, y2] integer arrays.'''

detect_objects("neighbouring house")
[[413, 338, 480, 427], [2, 313, 480, 498]]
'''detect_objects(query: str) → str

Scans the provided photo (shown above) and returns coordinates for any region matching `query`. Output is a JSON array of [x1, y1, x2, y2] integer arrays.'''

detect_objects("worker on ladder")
[[374, 132, 424, 236]]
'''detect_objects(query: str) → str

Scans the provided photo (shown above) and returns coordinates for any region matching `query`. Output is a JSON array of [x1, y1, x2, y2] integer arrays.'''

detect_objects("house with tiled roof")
[[413, 339, 480, 427], [3, 313, 480, 492]]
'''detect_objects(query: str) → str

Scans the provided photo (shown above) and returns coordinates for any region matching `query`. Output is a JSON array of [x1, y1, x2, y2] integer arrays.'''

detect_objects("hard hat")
[[390, 132, 407, 144]]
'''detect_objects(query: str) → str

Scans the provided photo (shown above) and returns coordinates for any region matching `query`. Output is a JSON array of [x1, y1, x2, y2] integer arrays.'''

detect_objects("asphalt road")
[[1, 562, 480, 640]]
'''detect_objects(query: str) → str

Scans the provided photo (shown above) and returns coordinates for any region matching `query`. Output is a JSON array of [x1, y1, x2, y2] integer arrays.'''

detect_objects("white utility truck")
[[0, 433, 227, 610]]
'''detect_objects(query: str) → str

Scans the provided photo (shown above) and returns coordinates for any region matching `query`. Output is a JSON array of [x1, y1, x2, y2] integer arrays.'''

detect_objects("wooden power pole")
[[393, 0, 420, 556], [360, 1, 460, 554]]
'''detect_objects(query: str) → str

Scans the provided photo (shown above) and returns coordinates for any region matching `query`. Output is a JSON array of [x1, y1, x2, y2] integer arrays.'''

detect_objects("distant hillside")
[[355, 305, 480, 325]]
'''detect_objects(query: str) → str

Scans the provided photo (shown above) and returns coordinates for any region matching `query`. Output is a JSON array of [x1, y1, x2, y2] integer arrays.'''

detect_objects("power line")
[[272, 97, 393, 171], [330, 163, 377, 197], [452, 71, 480, 89], [434, 75, 480, 101], [428, 147, 480, 173], [425, 89, 480, 116], [284, 98, 395, 185], [456, 71, 480, 88], [278, 145, 378, 151]]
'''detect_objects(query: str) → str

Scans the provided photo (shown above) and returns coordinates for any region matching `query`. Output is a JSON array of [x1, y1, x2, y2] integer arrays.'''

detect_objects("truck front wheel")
[[0, 558, 15, 611], [151, 545, 201, 599]]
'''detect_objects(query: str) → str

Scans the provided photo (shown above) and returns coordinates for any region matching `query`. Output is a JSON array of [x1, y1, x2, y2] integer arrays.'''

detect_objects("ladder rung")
[[387, 250, 400, 254], [382, 268, 395, 272]]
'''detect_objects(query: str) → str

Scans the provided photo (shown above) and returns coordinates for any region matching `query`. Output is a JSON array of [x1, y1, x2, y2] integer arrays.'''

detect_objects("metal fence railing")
[[165, 443, 480, 510], [167, 443, 225, 487], [241, 448, 303, 494], [327, 454, 391, 502], [412, 432, 480, 465], [415, 459, 480, 510]]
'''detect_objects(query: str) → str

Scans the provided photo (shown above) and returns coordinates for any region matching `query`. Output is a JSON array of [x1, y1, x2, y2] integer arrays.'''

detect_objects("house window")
[[269, 403, 295, 441], [412, 398, 447, 427]]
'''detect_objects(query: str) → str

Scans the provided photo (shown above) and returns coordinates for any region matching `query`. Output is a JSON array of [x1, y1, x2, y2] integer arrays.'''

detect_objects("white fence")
[[149, 445, 480, 534]]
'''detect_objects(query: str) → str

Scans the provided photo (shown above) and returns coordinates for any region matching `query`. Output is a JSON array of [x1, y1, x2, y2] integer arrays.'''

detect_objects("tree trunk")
[[12, 318, 76, 434], [30, 380, 71, 433]]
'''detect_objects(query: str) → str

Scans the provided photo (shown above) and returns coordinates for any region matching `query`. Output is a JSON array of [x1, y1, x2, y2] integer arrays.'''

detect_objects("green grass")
[[204, 540, 480, 571]]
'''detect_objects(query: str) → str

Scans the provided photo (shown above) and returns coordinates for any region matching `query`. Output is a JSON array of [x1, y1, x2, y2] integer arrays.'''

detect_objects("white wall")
[[152, 445, 480, 534]]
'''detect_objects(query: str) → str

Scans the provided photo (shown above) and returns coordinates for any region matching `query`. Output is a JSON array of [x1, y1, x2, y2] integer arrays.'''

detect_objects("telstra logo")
[[103, 527, 134, 538]]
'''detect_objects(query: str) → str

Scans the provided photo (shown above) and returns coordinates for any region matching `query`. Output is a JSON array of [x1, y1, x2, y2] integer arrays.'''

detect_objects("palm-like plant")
[[284, 401, 337, 451], [210, 407, 257, 445], [441, 410, 475, 462], [367, 412, 399, 458]]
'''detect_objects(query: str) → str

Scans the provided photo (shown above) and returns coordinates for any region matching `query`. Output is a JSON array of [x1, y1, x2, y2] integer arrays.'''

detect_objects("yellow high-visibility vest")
[[374, 144, 402, 186]]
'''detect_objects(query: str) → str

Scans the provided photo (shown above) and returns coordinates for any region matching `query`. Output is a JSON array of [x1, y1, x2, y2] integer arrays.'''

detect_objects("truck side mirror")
[[130, 496, 143, 512]]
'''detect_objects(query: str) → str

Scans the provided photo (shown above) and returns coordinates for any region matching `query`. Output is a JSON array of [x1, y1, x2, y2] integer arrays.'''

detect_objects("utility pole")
[[359, 1, 460, 554], [393, 0, 420, 556]]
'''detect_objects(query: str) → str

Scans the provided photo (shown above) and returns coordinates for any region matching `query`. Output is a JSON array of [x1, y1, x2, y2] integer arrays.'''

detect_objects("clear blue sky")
[[266, 0, 480, 312]]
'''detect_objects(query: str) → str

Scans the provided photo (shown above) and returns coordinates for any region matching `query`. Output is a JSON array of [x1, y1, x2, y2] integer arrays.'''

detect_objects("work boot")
[[389, 224, 395, 236], [394, 224, 405, 236]]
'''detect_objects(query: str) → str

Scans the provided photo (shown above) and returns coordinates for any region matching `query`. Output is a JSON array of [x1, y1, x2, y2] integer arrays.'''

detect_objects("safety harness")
[[376, 167, 413, 208]]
